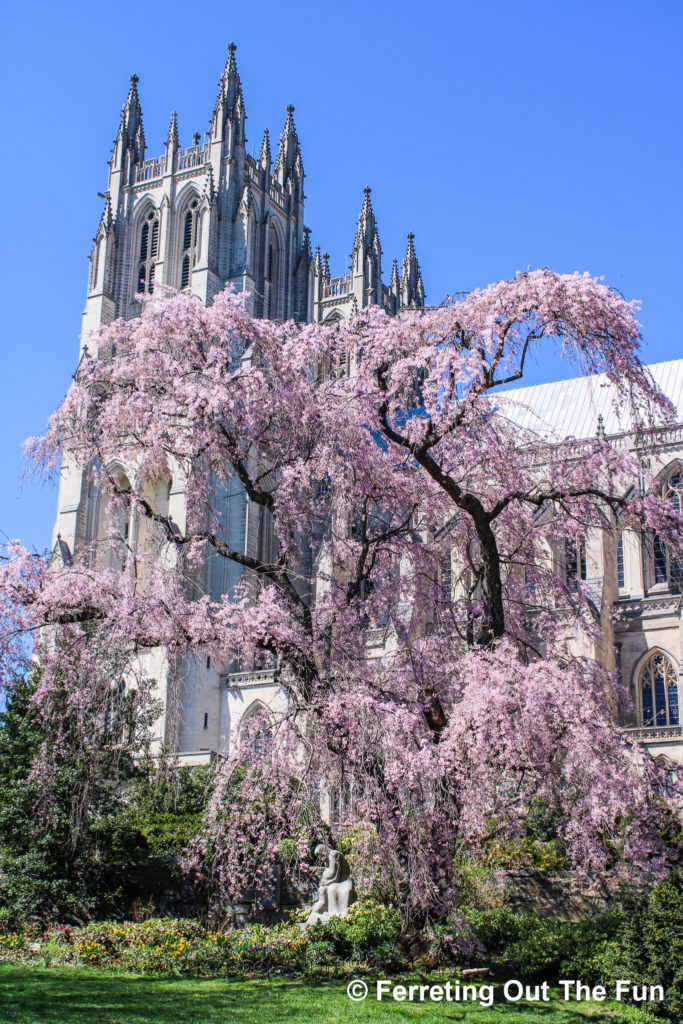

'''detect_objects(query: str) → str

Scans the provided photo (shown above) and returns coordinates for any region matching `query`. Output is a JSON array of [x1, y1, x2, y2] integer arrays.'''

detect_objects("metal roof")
[[495, 359, 683, 441]]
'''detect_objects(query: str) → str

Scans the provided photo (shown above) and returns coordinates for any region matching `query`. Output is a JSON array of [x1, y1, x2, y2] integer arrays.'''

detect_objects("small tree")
[[0, 657, 162, 926], [2, 272, 681, 930]]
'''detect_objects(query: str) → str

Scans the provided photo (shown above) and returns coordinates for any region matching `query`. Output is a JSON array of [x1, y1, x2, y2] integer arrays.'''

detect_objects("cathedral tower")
[[55, 46, 427, 760]]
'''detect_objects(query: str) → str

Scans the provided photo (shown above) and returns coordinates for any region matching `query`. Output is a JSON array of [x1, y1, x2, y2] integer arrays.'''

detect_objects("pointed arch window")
[[137, 209, 159, 294], [650, 468, 683, 592], [90, 237, 103, 293], [239, 703, 272, 760], [565, 536, 587, 590], [639, 652, 680, 728], [267, 230, 281, 319], [180, 198, 199, 289], [617, 532, 625, 589]]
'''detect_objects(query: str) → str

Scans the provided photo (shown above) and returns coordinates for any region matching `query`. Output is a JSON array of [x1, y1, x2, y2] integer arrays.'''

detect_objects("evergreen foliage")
[[0, 672, 209, 928]]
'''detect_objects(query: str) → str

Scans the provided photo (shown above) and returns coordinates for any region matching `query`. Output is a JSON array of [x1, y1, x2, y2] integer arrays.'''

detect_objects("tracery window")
[[240, 703, 272, 759], [565, 536, 587, 590], [266, 230, 281, 319], [639, 652, 680, 728], [180, 199, 199, 288], [137, 209, 159, 294], [651, 468, 683, 591], [617, 533, 625, 589]]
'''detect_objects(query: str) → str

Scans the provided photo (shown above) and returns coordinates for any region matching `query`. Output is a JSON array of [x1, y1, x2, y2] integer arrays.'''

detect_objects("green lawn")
[[0, 966, 656, 1024]]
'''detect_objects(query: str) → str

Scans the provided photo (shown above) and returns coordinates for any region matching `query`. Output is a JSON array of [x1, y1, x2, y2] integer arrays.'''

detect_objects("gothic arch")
[[89, 233, 105, 293], [632, 648, 680, 728], [646, 462, 683, 591], [175, 182, 201, 211], [654, 459, 683, 492], [132, 195, 157, 224], [239, 701, 273, 757], [245, 208, 258, 277], [131, 199, 159, 298], [84, 461, 133, 570], [242, 699, 269, 720], [266, 219, 284, 319], [175, 186, 202, 289]]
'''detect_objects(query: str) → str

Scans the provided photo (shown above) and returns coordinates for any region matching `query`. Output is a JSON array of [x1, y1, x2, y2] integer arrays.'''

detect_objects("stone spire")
[[115, 74, 145, 162], [302, 227, 312, 261], [210, 42, 246, 144], [389, 256, 400, 312], [314, 244, 322, 274], [351, 186, 382, 259], [164, 110, 179, 171], [109, 74, 145, 186], [400, 232, 425, 308], [165, 110, 179, 149], [389, 257, 399, 291], [258, 128, 271, 170], [272, 105, 304, 191]]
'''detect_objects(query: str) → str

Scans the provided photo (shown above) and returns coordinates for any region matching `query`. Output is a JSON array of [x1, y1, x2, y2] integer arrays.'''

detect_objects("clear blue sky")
[[1, 0, 681, 553]]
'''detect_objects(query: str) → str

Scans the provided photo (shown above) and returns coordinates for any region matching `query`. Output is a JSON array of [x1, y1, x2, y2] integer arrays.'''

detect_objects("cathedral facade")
[[81, 44, 423, 353], [52, 47, 683, 771]]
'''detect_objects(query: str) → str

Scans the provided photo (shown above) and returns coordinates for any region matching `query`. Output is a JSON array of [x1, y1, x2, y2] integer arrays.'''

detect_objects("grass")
[[0, 966, 662, 1024]]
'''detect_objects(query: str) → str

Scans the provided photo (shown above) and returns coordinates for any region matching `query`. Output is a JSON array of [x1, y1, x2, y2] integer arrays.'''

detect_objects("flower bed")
[[0, 919, 319, 976]]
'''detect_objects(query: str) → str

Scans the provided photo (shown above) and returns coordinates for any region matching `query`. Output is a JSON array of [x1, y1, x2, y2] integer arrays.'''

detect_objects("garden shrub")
[[307, 896, 401, 957], [353, 940, 405, 972], [428, 917, 483, 965], [461, 907, 625, 982], [463, 906, 522, 956], [617, 869, 683, 1022], [304, 940, 336, 971], [504, 916, 574, 978], [558, 911, 625, 984]]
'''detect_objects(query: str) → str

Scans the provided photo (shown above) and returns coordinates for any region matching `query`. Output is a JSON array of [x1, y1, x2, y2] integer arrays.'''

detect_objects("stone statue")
[[304, 843, 355, 926]]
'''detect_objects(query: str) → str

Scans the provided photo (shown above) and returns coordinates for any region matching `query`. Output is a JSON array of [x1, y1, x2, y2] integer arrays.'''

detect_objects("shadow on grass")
[[0, 966, 632, 1024]]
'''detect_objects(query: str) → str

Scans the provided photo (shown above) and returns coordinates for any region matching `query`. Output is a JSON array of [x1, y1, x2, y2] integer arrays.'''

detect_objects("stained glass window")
[[137, 209, 159, 294], [617, 533, 625, 589], [180, 199, 199, 289], [640, 652, 679, 728]]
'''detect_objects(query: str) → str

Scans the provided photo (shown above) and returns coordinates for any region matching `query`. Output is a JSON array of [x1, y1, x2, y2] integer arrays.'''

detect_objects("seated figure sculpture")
[[304, 843, 355, 926]]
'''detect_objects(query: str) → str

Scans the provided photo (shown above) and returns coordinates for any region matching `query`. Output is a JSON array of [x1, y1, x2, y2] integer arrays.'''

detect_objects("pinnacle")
[[401, 233, 423, 307], [390, 257, 400, 288], [259, 128, 271, 165], [214, 40, 244, 121], [282, 105, 297, 135], [166, 110, 179, 147], [124, 73, 142, 109], [118, 74, 144, 147], [352, 185, 378, 255], [403, 232, 417, 263], [273, 105, 301, 182]]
